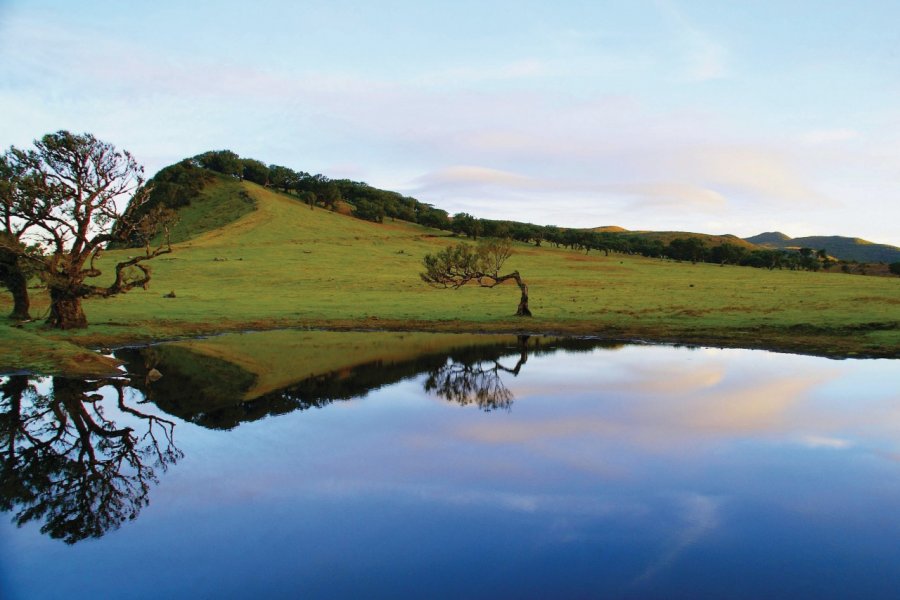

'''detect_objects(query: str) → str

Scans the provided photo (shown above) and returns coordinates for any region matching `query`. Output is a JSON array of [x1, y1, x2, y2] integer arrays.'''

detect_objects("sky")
[[1, 0, 899, 245]]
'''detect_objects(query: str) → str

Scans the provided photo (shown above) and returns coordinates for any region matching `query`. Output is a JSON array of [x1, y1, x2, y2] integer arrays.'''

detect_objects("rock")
[[147, 368, 163, 382], [164, 291, 176, 298]]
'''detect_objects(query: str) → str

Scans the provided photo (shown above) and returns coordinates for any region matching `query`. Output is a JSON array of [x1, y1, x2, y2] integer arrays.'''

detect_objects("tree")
[[0, 233, 36, 320], [0, 154, 39, 320], [421, 238, 532, 316], [667, 237, 708, 264], [267, 164, 299, 193], [193, 150, 242, 178], [4, 131, 174, 329], [417, 206, 451, 230], [451, 212, 479, 239], [318, 184, 342, 211], [241, 158, 269, 185], [0, 155, 31, 321], [890, 262, 900, 276], [709, 242, 748, 266], [352, 198, 385, 223]]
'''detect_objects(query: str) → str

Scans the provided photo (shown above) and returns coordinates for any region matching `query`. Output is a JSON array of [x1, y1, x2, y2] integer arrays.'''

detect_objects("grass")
[[2, 178, 898, 375], [158, 174, 256, 245]]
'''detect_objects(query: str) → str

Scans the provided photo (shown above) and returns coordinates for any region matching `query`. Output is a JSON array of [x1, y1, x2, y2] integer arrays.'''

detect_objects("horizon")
[[1, 1, 899, 246]]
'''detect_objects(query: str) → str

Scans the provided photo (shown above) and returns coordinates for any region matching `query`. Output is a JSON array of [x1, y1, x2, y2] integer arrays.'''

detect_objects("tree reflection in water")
[[0, 375, 181, 544], [425, 336, 530, 411]]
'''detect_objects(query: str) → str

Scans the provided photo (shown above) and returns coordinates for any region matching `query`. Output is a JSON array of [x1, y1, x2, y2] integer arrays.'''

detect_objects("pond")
[[1, 331, 899, 599]]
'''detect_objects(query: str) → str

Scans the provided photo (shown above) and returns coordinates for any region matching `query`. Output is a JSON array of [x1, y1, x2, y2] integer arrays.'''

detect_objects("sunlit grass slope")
[[2, 176, 898, 372], [161, 175, 255, 244]]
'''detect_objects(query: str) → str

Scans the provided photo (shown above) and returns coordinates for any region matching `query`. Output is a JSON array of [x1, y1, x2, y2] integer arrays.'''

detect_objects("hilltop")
[[745, 232, 792, 245]]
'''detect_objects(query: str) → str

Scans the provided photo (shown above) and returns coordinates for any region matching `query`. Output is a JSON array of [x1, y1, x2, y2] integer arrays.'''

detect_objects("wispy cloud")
[[409, 165, 730, 222], [800, 128, 861, 145], [417, 59, 551, 87], [672, 146, 835, 207], [657, 0, 729, 82]]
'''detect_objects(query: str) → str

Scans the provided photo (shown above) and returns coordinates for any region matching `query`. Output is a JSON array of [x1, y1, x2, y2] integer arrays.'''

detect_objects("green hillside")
[[163, 176, 256, 244], [626, 230, 758, 250], [2, 172, 897, 374], [745, 232, 900, 263]]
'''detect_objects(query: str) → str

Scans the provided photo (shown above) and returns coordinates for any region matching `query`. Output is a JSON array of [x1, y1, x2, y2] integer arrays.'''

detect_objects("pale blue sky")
[[2, 0, 899, 244]]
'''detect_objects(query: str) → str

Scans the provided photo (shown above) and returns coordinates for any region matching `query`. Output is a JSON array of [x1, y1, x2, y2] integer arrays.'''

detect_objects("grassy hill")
[[588, 227, 758, 250], [744, 231, 792, 245], [627, 230, 758, 250], [1, 175, 898, 373], [745, 232, 900, 263]]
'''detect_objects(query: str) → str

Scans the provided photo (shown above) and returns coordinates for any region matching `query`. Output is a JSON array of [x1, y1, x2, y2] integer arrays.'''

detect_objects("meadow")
[[2, 178, 897, 375]]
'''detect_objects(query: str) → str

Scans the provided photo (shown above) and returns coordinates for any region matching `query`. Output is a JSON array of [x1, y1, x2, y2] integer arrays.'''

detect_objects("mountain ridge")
[[743, 232, 900, 263]]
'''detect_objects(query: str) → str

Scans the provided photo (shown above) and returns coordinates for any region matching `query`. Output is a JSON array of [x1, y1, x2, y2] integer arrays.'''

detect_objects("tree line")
[[443, 217, 834, 272]]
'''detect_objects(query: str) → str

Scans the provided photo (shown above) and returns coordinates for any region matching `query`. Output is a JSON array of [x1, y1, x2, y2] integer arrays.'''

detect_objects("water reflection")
[[3, 333, 900, 598], [2, 333, 620, 543], [116, 333, 622, 428], [0, 375, 181, 544], [425, 335, 530, 411]]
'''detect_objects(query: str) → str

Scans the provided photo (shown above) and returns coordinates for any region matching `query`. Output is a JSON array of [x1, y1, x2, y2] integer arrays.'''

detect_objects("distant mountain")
[[628, 230, 758, 250], [744, 231, 792, 245], [744, 233, 900, 263]]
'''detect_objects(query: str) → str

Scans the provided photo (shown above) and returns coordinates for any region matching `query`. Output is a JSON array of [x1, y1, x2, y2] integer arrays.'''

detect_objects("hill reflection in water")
[[115, 332, 623, 429]]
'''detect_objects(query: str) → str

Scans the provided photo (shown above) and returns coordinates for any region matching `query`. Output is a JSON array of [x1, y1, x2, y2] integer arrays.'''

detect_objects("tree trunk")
[[47, 288, 87, 329], [5, 269, 30, 321], [512, 272, 532, 317]]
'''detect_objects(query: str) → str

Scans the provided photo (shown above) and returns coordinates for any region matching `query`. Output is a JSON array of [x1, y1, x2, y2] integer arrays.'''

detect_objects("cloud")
[[800, 128, 861, 145], [657, 0, 729, 82], [672, 146, 834, 207], [417, 59, 551, 87], [410, 165, 730, 218], [602, 182, 728, 211], [413, 165, 539, 191]]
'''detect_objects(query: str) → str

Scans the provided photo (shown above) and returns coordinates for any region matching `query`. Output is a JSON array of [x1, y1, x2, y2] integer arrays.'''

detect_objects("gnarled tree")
[[4, 131, 174, 329], [421, 238, 532, 317], [0, 155, 37, 320]]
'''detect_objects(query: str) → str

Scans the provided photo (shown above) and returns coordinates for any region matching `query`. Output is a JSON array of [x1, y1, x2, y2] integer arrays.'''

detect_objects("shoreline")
[[5, 316, 897, 378]]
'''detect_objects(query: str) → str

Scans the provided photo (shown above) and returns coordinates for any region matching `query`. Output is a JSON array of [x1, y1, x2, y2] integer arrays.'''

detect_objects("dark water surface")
[[1, 331, 899, 599]]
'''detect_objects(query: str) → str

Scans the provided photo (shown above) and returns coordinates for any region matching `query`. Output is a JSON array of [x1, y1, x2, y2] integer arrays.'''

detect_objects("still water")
[[1, 331, 899, 599]]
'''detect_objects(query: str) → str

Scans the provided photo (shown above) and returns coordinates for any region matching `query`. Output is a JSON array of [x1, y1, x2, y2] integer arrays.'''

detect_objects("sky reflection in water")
[[1, 335, 899, 599]]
